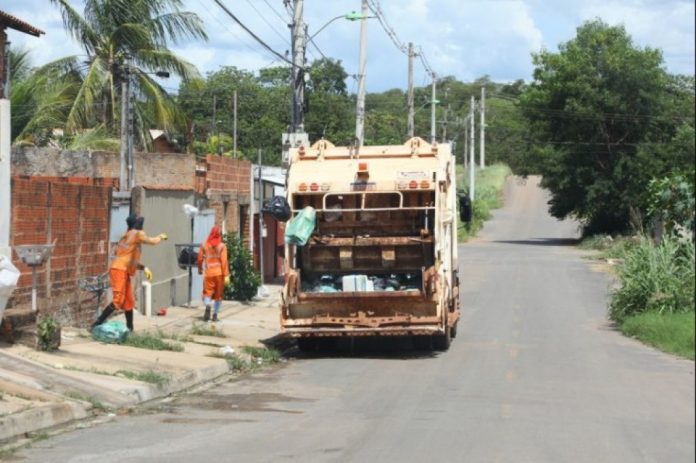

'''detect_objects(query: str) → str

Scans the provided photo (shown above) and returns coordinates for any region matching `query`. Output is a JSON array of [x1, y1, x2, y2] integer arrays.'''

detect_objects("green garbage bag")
[[92, 320, 129, 344], [284, 206, 316, 246]]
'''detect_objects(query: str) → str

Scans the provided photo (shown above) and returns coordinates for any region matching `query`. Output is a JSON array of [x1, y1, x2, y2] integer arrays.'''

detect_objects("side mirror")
[[459, 195, 472, 223]]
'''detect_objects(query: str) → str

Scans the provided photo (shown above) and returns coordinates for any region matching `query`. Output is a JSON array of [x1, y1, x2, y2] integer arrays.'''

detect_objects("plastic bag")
[[262, 196, 292, 222], [0, 255, 21, 317], [284, 206, 316, 246], [92, 320, 130, 344]]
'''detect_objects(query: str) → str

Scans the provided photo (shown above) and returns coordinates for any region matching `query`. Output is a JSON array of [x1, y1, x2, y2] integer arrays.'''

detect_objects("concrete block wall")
[[9, 178, 111, 326], [11, 147, 196, 190]]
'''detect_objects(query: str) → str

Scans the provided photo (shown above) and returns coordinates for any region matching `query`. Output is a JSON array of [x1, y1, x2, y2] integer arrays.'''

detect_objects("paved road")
[[15, 177, 695, 463]]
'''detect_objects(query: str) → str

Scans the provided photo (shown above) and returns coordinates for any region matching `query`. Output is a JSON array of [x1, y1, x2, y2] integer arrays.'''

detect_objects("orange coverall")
[[196, 242, 230, 301], [110, 230, 161, 311]]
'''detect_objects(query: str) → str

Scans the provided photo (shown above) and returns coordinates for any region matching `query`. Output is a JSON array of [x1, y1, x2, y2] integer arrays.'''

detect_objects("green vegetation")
[[588, 235, 695, 359], [210, 346, 282, 373], [610, 238, 694, 321], [224, 233, 261, 302], [190, 322, 227, 338], [64, 391, 110, 412], [36, 315, 61, 352], [518, 20, 694, 235], [123, 331, 184, 352], [620, 312, 694, 360], [457, 163, 511, 241], [116, 369, 171, 387]]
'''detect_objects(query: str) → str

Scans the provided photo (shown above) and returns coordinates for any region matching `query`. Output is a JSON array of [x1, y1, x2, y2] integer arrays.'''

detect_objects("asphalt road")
[[14, 177, 695, 463]]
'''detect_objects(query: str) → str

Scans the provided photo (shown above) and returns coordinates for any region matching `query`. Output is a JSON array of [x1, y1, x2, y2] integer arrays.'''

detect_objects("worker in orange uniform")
[[197, 225, 230, 322], [91, 214, 167, 332]]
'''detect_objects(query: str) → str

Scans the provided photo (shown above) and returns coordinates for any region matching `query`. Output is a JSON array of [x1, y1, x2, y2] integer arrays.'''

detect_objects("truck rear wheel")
[[433, 328, 451, 351]]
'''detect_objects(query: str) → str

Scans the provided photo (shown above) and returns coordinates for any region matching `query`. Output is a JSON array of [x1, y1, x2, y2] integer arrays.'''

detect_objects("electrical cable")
[[212, 0, 298, 68]]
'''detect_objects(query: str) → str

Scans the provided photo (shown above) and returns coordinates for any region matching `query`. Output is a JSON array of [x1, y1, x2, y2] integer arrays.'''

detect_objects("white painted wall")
[[0, 99, 11, 259]]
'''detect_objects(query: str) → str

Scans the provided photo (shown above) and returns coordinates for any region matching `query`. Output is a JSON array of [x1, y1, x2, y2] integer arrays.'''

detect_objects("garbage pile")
[[301, 273, 421, 293]]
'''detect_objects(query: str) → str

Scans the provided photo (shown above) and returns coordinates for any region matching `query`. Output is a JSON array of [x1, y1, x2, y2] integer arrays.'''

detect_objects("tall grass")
[[620, 312, 695, 360], [609, 237, 695, 322], [456, 163, 511, 241]]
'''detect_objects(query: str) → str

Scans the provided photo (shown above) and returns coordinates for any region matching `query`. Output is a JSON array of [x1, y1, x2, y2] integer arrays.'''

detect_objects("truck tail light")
[[298, 183, 308, 192], [309, 182, 319, 192], [409, 180, 418, 189], [298, 145, 306, 156], [420, 180, 430, 189]]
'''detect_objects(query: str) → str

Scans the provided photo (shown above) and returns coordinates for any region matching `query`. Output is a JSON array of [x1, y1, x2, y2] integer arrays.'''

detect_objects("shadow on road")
[[492, 238, 581, 247], [278, 336, 442, 360]]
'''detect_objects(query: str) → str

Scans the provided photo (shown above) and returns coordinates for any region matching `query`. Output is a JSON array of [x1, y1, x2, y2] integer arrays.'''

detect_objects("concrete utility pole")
[[463, 116, 468, 169], [127, 74, 135, 189], [119, 62, 129, 191], [430, 73, 437, 143], [469, 96, 475, 201], [406, 42, 415, 138], [480, 86, 486, 168], [257, 149, 266, 291], [441, 105, 450, 142], [291, 0, 306, 133], [354, 0, 369, 146], [233, 90, 237, 158]]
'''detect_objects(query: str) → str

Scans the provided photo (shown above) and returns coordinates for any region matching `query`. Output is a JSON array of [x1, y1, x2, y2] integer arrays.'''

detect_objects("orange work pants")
[[110, 268, 135, 311], [202, 275, 225, 301]]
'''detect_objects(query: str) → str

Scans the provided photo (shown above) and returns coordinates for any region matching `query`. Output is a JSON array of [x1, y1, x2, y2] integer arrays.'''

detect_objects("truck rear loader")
[[281, 137, 464, 351]]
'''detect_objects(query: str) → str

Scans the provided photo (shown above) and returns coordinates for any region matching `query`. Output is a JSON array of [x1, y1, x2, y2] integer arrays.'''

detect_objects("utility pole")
[[469, 96, 475, 201], [406, 42, 415, 138], [257, 148, 266, 294], [211, 95, 217, 154], [127, 73, 135, 189], [480, 86, 486, 168], [119, 61, 128, 191], [430, 73, 437, 143], [233, 90, 238, 158], [354, 0, 368, 146], [291, 0, 306, 133], [463, 116, 468, 169], [441, 105, 450, 142]]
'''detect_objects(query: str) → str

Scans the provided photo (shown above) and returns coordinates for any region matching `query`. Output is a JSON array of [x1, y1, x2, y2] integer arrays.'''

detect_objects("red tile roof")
[[0, 10, 45, 37]]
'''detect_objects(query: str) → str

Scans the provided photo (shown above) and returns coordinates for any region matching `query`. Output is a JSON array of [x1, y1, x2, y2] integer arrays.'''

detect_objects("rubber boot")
[[212, 313, 219, 322], [91, 303, 115, 330], [204, 306, 211, 322], [125, 310, 134, 332]]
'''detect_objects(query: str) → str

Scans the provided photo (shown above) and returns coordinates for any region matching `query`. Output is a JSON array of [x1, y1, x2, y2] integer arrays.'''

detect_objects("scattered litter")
[[107, 413, 116, 418], [157, 308, 168, 316], [220, 345, 235, 356], [54, 363, 64, 369]]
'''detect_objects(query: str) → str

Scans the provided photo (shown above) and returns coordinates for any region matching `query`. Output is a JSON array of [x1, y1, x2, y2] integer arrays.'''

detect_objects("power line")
[[212, 0, 296, 67], [243, 0, 290, 46], [367, 0, 408, 54], [262, 0, 291, 23]]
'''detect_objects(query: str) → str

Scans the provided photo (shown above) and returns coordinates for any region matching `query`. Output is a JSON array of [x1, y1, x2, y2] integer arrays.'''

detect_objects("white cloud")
[[2, 0, 694, 91]]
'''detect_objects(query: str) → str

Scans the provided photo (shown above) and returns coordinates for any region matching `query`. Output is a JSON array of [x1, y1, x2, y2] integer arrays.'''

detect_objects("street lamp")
[[308, 11, 374, 41]]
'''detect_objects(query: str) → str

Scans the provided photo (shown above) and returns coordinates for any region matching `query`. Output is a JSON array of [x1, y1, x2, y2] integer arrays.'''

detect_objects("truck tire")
[[433, 328, 451, 351], [450, 321, 458, 339]]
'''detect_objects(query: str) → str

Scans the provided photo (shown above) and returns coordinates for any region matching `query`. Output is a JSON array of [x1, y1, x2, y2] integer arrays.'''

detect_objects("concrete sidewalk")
[[0, 284, 283, 447]]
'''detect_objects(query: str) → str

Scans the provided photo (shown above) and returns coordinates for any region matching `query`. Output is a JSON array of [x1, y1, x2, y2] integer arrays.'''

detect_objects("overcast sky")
[[5, 0, 695, 93]]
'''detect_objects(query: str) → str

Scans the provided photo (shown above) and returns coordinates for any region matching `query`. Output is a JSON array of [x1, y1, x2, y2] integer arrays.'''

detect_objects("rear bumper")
[[281, 324, 444, 338]]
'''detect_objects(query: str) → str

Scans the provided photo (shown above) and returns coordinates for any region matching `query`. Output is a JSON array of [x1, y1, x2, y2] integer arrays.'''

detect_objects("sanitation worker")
[[196, 225, 230, 322], [91, 214, 167, 332]]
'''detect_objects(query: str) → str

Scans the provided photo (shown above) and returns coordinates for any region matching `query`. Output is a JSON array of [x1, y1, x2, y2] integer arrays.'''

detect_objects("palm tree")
[[47, 0, 207, 145]]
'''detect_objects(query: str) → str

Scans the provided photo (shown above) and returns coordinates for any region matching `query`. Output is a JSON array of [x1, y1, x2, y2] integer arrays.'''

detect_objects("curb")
[[0, 401, 90, 444]]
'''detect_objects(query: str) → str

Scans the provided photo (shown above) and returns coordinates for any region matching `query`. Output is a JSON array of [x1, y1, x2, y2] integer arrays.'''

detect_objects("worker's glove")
[[143, 267, 153, 281], [158, 233, 168, 241], [224, 275, 231, 285]]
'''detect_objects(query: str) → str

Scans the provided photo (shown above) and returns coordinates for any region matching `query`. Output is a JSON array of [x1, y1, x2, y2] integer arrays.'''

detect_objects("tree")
[[46, 0, 206, 145], [518, 19, 686, 234]]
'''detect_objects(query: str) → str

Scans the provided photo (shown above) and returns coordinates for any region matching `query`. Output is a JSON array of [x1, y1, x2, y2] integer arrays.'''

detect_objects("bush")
[[610, 237, 695, 322], [224, 233, 261, 301], [36, 315, 61, 351]]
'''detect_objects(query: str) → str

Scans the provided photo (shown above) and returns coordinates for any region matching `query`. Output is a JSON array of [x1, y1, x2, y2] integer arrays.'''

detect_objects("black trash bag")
[[262, 195, 292, 222], [178, 247, 198, 268]]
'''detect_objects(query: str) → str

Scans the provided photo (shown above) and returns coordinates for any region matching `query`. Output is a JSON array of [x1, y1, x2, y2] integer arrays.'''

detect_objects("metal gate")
[[191, 210, 215, 304]]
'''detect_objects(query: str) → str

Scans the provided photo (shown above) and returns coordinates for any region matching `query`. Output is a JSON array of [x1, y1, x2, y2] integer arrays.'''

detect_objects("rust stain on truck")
[[281, 137, 461, 351]]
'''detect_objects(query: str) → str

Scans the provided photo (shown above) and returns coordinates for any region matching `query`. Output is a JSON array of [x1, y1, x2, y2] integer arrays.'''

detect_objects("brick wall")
[[203, 155, 251, 234], [11, 147, 196, 190], [9, 178, 111, 326]]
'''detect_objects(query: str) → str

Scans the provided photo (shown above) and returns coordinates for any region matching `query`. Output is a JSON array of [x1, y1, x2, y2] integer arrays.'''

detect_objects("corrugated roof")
[[0, 11, 45, 37]]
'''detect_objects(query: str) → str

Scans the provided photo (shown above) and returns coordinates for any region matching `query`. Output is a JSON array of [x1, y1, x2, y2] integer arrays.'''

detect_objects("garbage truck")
[[281, 137, 468, 350]]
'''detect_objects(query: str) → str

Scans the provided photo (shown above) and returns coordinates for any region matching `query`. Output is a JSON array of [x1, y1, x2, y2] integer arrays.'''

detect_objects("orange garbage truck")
[[281, 137, 465, 351]]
